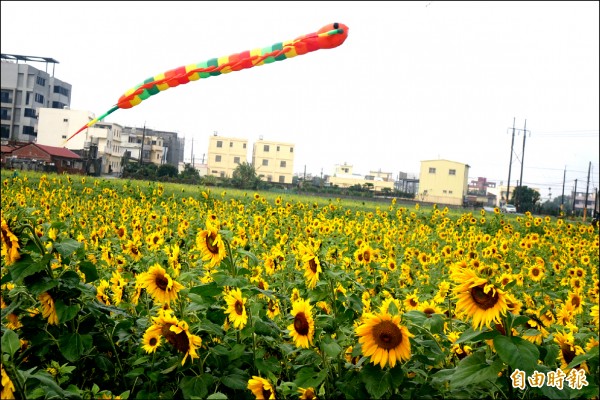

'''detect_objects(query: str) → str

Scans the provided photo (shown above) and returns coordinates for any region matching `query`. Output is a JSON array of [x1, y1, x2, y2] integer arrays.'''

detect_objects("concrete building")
[[327, 163, 395, 192], [207, 133, 248, 178], [418, 159, 470, 206], [1, 55, 72, 143], [36, 107, 95, 151], [252, 138, 295, 184], [122, 126, 184, 168]]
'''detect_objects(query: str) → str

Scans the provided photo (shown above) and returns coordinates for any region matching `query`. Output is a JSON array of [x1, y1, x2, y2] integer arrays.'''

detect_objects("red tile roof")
[[34, 144, 81, 159]]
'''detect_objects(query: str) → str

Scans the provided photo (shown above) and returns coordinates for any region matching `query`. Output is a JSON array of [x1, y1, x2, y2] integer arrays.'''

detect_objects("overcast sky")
[[2, 1, 598, 200]]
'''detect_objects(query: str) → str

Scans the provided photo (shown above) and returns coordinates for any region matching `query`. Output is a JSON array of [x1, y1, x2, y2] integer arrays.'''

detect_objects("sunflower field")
[[1, 171, 598, 400]]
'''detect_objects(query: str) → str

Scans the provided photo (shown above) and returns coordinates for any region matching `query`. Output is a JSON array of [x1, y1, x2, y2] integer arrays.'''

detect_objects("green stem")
[[4, 360, 26, 400], [407, 322, 444, 354], [101, 322, 127, 391]]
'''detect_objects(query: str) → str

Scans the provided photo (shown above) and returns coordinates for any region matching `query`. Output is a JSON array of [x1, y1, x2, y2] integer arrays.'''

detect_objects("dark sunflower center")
[[294, 312, 310, 335], [470, 285, 498, 310], [262, 388, 272, 399], [423, 308, 435, 317], [234, 300, 244, 315], [364, 251, 371, 262], [162, 324, 190, 354], [155, 275, 169, 290], [308, 258, 317, 273], [532, 268, 540, 276], [409, 298, 418, 307], [372, 320, 402, 350], [571, 296, 581, 308], [561, 344, 576, 364], [149, 337, 158, 346], [206, 233, 219, 254], [153, 236, 159, 244]]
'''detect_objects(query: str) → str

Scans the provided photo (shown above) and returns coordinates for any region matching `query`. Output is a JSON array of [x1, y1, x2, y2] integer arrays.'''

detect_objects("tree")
[[231, 162, 260, 189], [511, 186, 540, 213], [157, 164, 178, 178]]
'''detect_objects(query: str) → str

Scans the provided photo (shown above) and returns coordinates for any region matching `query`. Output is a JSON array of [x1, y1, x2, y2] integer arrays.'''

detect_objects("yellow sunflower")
[[266, 299, 281, 320], [566, 291, 584, 314], [138, 264, 184, 305], [356, 311, 414, 368], [298, 242, 322, 289], [1, 363, 16, 400], [591, 305, 599, 327], [554, 330, 588, 372], [151, 310, 202, 365], [287, 299, 315, 349], [403, 292, 419, 311], [248, 375, 276, 400], [527, 265, 545, 282], [142, 328, 162, 354], [298, 387, 317, 400], [419, 300, 443, 317], [453, 269, 508, 330], [1, 218, 20, 265], [39, 292, 59, 325], [196, 229, 227, 269], [223, 288, 248, 329]]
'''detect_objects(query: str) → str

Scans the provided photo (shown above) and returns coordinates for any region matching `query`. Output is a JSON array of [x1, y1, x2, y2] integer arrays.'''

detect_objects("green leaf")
[[321, 336, 342, 358], [58, 333, 92, 362], [10, 253, 52, 283], [493, 335, 539, 374], [255, 357, 281, 375], [189, 282, 223, 298], [78, 261, 99, 283], [207, 393, 228, 400], [55, 299, 80, 323], [94, 355, 114, 372], [28, 370, 69, 398], [360, 362, 398, 399], [456, 327, 499, 344], [294, 367, 328, 389], [567, 345, 598, 369], [2, 329, 21, 357], [450, 357, 503, 388], [26, 274, 59, 296], [221, 373, 248, 390], [227, 343, 246, 362], [54, 239, 82, 258]]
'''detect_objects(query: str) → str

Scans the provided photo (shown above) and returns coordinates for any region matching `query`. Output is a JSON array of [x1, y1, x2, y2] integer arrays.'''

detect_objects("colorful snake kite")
[[65, 22, 349, 143]]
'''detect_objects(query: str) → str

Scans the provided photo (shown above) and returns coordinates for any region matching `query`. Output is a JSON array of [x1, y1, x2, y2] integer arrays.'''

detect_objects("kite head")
[[316, 23, 349, 49]]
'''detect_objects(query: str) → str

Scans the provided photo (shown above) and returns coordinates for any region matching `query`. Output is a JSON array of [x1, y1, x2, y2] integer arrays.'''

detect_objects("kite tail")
[[63, 105, 119, 144]]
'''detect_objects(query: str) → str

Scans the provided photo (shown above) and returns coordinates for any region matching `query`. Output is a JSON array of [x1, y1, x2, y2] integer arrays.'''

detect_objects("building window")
[[0, 108, 10, 120], [1, 125, 10, 138], [267, 175, 272, 182], [443, 190, 447, 194], [449, 169, 456, 175], [429, 167, 436, 174], [34, 93, 44, 104], [52, 101, 67, 109], [234, 156, 240, 164], [23, 126, 35, 136], [262, 159, 268, 166], [279, 175, 285, 183], [280, 160, 286, 168], [215, 155, 222, 162], [22, 108, 36, 118], [449, 190, 453, 194], [63, 118, 69, 122], [290, 147, 294, 153], [277, 146, 280, 151], [216, 140, 223, 148], [53, 86, 69, 96], [36, 76, 46, 86], [229, 142, 233, 147], [264, 145, 270, 152], [1, 90, 12, 103], [61, 135, 67, 139], [243, 143, 246, 148]]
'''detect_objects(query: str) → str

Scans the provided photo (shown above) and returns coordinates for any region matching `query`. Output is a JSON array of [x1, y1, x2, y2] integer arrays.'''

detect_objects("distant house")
[[7, 143, 84, 174], [418, 159, 470, 206]]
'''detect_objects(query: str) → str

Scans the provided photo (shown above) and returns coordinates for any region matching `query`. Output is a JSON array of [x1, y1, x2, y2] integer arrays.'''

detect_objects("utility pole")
[[572, 179, 578, 214], [139, 122, 146, 165], [518, 119, 528, 190], [506, 118, 516, 205], [583, 161, 591, 221], [561, 166, 566, 210], [191, 137, 194, 166]]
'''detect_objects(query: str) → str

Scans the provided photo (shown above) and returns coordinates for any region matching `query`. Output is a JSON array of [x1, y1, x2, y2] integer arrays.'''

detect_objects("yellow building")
[[327, 163, 395, 192], [418, 159, 470, 206], [207, 134, 248, 178], [252, 139, 295, 184]]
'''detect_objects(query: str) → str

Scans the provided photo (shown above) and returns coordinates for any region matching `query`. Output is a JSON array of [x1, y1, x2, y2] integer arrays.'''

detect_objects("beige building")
[[327, 163, 395, 192], [37, 107, 124, 174], [207, 134, 248, 178], [252, 139, 295, 184], [418, 159, 470, 206], [36, 107, 95, 150]]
